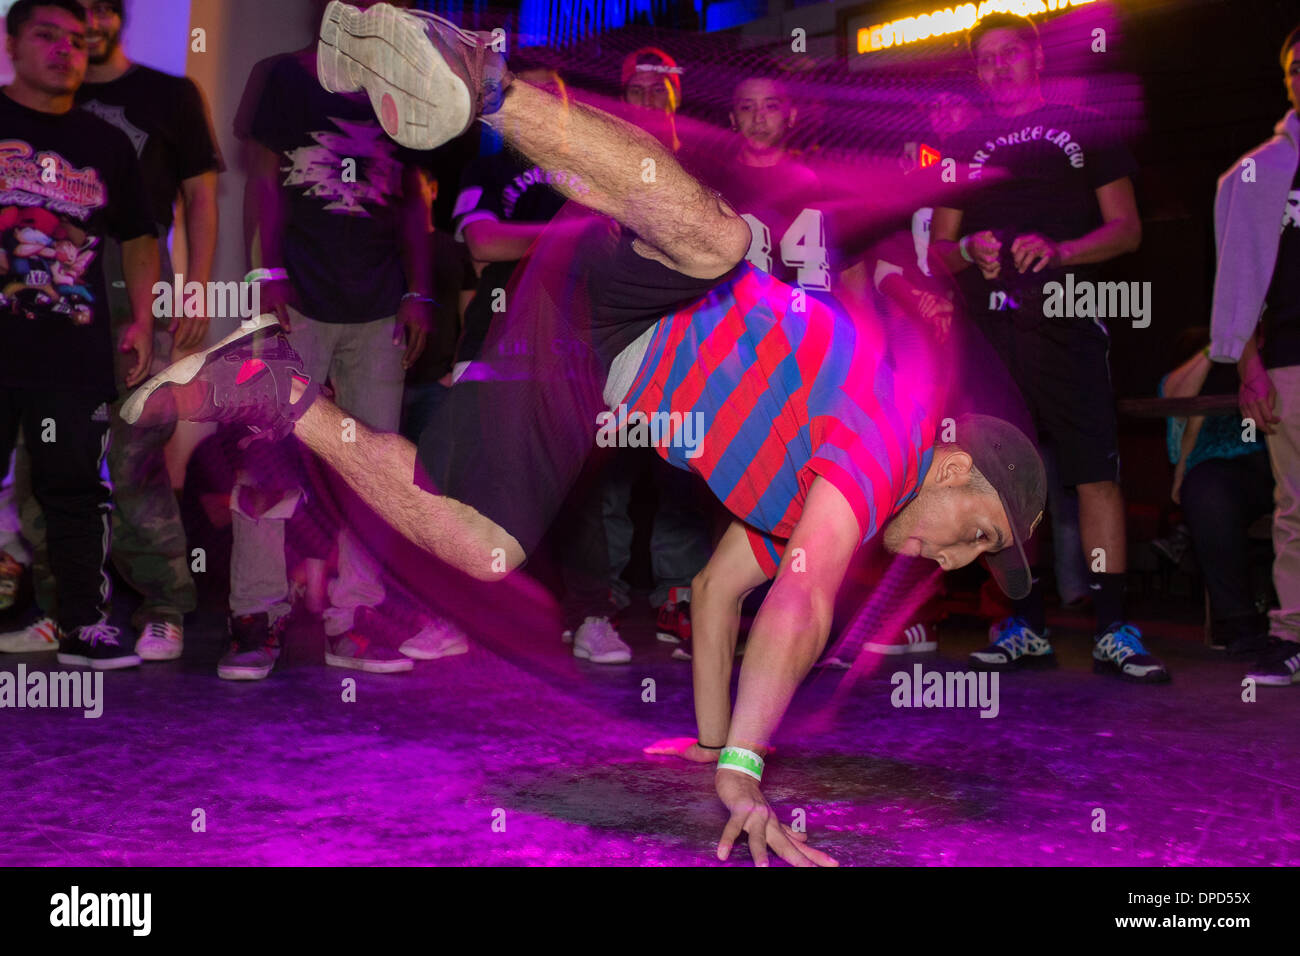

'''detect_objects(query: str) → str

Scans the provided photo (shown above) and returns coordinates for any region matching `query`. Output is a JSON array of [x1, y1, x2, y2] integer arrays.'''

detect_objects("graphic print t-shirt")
[[248, 54, 427, 324], [1261, 164, 1300, 370], [0, 92, 154, 397], [944, 103, 1137, 317], [77, 65, 223, 228]]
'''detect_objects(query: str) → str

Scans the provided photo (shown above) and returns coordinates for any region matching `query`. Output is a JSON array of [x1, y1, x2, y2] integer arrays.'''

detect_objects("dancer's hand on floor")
[[643, 737, 719, 763], [715, 770, 838, 867]]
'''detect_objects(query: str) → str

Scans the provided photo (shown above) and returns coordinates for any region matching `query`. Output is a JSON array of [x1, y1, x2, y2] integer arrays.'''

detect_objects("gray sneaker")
[[121, 315, 318, 445], [571, 616, 631, 664]]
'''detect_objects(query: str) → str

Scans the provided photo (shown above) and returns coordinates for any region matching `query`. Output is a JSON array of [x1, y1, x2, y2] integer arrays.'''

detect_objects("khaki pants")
[[229, 310, 406, 635], [1266, 363, 1300, 640]]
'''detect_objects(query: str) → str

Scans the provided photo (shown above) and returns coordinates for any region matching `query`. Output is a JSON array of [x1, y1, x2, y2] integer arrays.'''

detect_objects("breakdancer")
[[124, 2, 1047, 866]]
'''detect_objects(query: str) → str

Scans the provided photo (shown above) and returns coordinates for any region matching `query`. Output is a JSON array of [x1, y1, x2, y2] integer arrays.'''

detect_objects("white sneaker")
[[0, 616, 60, 653], [864, 622, 938, 655], [571, 616, 631, 664], [400, 617, 469, 660], [318, 2, 484, 150], [135, 620, 183, 661]]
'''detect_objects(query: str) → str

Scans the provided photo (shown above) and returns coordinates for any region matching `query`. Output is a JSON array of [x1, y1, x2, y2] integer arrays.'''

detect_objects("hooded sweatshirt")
[[1209, 109, 1300, 363]]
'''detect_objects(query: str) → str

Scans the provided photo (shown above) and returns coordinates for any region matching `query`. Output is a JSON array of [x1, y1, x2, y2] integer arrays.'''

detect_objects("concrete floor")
[[4, 588, 1297, 867]]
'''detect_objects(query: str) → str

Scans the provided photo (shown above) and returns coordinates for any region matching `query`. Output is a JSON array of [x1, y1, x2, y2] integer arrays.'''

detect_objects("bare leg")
[[485, 81, 749, 279], [290, 393, 524, 580], [1078, 480, 1127, 573]]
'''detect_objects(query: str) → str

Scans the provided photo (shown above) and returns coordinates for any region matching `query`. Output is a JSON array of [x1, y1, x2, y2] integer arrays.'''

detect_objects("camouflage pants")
[[20, 234, 196, 627]]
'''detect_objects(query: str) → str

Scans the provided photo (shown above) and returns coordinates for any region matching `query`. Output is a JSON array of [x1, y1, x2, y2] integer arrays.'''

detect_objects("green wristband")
[[717, 746, 764, 782]]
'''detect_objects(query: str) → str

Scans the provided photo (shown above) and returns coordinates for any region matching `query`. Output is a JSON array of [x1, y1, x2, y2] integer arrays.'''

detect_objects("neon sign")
[[856, 0, 1096, 55]]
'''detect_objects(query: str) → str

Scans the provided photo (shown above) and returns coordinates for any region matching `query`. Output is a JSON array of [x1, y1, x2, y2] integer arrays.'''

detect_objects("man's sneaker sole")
[[217, 662, 273, 681], [572, 646, 631, 664], [970, 651, 1057, 672], [0, 636, 58, 653], [1248, 672, 1300, 686], [57, 651, 142, 670], [136, 640, 183, 661], [121, 314, 280, 426], [399, 639, 469, 660], [656, 630, 682, 644], [318, 1, 471, 150], [1250, 671, 1300, 686], [1091, 657, 1170, 683], [324, 651, 414, 673], [863, 640, 939, 655]]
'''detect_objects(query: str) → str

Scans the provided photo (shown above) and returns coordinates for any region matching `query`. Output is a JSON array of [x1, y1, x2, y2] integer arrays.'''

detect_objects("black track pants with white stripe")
[[0, 388, 112, 631]]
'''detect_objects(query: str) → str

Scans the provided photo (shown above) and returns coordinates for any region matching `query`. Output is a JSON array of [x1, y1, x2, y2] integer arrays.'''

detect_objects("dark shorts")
[[974, 309, 1120, 486], [413, 210, 725, 557]]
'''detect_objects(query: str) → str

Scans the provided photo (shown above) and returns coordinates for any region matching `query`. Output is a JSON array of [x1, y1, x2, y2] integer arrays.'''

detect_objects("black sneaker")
[[121, 315, 318, 444], [1092, 622, 1170, 683], [218, 613, 278, 681], [57, 621, 141, 670], [1246, 637, 1300, 686], [317, 1, 513, 150]]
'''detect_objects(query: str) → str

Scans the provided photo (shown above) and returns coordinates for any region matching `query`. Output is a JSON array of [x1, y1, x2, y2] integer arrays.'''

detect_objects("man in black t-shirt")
[[931, 14, 1167, 683], [0, 0, 157, 668], [451, 65, 577, 372], [224, 28, 449, 680], [702, 72, 833, 299], [11, 0, 224, 665]]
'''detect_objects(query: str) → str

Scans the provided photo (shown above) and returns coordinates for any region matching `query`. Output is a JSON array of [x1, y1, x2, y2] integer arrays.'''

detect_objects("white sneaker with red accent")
[[0, 615, 60, 653]]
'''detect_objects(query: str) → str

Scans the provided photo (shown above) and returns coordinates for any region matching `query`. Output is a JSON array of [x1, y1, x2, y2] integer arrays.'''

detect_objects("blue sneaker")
[[970, 617, 1055, 671], [1093, 622, 1169, 683]]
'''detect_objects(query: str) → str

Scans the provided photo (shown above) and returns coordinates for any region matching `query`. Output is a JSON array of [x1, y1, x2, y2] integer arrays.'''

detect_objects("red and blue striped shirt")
[[618, 263, 937, 576]]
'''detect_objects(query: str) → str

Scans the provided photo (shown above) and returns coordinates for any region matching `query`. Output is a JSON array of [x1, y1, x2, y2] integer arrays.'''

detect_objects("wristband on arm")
[[958, 235, 974, 263], [717, 746, 764, 781], [243, 267, 288, 284]]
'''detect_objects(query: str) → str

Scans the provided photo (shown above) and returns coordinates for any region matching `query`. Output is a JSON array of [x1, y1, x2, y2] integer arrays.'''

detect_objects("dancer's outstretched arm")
[[485, 81, 750, 280], [714, 477, 858, 867]]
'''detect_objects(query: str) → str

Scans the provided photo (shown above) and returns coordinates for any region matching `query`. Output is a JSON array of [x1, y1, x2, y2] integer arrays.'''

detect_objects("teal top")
[[1159, 374, 1264, 472]]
